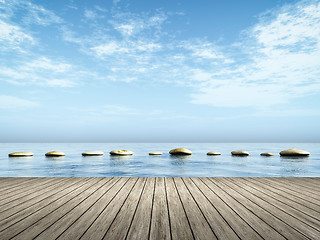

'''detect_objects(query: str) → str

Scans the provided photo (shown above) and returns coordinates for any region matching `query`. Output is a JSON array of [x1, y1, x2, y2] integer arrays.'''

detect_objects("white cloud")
[[253, 3, 320, 50], [191, 1, 320, 108], [0, 0, 62, 53], [58, 0, 320, 114], [115, 24, 135, 36], [110, 11, 167, 37], [113, 0, 121, 6], [0, 0, 62, 26], [111, 76, 137, 83], [21, 57, 72, 72], [191, 69, 212, 82], [181, 40, 226, 60], [22, 3, 62, 25], [90, 40, 161, 57], [91, 41, 128, 55], [0, 95, 39, 109], [83, 8, 106, 21], [61, 27, 84, 45], [0, 57, 78, 87], [84, 10, 97, 20], [0, 19, 34, 51]]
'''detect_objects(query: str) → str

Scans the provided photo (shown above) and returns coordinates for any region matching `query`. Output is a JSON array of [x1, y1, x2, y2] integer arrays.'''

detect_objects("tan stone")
[[82, 151, 104, 156], [207, 151, 221, 155], [149, 152, 163, 155], [110, 150, 133, 155], [8, 152, 33, 157], [169, 148, 192, 155], [231, 150, 249, 156], [279, 149, 310, 156], [260, 152, 274, 156], [45, 151, 66, 157]]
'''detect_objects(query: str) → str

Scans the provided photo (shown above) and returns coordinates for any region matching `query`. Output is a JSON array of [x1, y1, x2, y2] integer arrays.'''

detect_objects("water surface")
[[0, 143, 319, 177]]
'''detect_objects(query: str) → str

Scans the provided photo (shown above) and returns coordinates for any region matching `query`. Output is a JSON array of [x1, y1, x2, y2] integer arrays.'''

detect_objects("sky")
[[0, 0, 320, 142]]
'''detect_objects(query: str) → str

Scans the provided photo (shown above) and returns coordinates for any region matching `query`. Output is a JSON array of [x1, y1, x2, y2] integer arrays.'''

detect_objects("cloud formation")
[[0, 95, 39, 109], [0, 19, 34, 52], [1, 0, 320, 112], [191, 1, 320, 108], [0, 57, 79, 87]]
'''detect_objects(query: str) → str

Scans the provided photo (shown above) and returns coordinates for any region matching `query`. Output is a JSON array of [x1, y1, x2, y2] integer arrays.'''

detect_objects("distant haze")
[[0, 0, 320, 142]]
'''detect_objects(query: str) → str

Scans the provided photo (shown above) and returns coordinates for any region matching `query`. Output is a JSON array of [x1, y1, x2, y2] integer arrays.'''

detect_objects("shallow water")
[[0, 143, 319, 177]]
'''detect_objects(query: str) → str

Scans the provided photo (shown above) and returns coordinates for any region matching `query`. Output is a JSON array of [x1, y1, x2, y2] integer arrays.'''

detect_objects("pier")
[[0, 177, 319, 239]]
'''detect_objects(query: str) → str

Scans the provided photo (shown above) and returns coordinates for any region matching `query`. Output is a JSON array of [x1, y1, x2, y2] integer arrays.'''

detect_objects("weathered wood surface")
[[0, 177, 319, 240]]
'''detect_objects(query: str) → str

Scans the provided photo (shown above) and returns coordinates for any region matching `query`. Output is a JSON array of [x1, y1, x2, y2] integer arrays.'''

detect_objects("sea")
[[0, 142, 319, 177]]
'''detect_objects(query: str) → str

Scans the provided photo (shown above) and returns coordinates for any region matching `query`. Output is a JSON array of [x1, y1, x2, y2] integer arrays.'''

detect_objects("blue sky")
[[0, 0, 320, 142]]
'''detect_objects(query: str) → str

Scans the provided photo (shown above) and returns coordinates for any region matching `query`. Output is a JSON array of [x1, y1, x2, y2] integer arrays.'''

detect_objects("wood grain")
[[0, 177, 318, 240]]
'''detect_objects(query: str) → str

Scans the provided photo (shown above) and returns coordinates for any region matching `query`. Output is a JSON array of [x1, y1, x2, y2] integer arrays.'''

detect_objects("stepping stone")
[[45, 151, 66, 157], [231, 150, 249, 156], [260, 152, 274, 156], [280, 149, 310, 156], [149, 152, 163, 155], [207, 151, 221, 155], [9, 152, 34, 157], [169, 148, 192, 155], [110, 150, 133, 155], [82, 151, 104, 156]]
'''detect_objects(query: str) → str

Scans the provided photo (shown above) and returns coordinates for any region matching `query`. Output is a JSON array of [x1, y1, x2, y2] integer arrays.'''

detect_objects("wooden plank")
[[254, 178, 320, 206], [149, 177, 171, 240], [0, 178, 68, 207], [0, 177, 38, 186], [264, 177, 320, 190], [0, 178, 50, 194], [174, 177, 217, 240], [11, 178, 109, 240], [126, 177, 155, 240], [56, 178, 129, 240], [0, 178, 64, 202], [0, 178, 51, 201], [261, 178, 320, 197], [0, 178, 102, 239], [233, 178, 320, 231], [203, 178, 286, 240], [288, 177, 320, 187], [0, 178, 90, 231], [221, 178, 319, 239], [0, 178, 85, 224], [0, 178, 38, 191], [80, 178, 138, 240], [102, 178, 147, 239], [243, 178, 320, 217], [260, 178, 320, 196], [265, 177, 320, 193], [213, 178, 309, 240], [0, 177, 318, 240], [182, 178, 239, 240], [191, 177, 262, 239], [30, 178, 118, 239], [165, 177, 193, 240]]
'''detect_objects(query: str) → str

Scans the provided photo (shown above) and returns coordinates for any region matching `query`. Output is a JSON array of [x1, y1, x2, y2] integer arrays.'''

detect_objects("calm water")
[[0, 143, 319, 177]]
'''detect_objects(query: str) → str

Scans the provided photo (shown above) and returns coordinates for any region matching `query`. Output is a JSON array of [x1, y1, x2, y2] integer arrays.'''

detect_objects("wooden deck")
[[0, 177, 319, 240]]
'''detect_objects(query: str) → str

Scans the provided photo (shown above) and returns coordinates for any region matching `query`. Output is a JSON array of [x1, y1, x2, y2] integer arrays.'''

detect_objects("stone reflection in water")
[[280, 156, 308, 176], [231, 155, 249, 158], [170, 155, 192, 165], [110, 155, 133, 166], [280, 156, 309, 162], [45, 156, 65, 161]]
